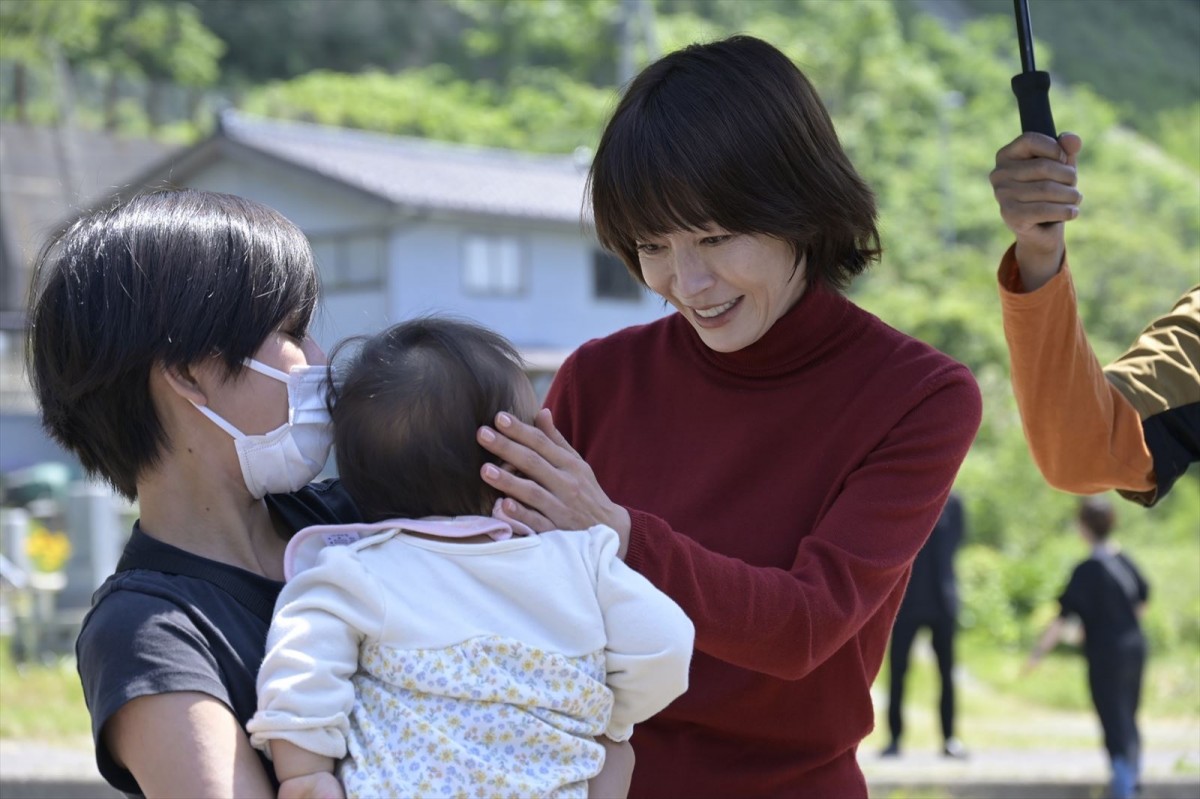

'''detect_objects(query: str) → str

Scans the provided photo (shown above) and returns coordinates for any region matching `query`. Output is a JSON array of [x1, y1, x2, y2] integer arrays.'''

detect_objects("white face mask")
[[191, 358, 334, 499]]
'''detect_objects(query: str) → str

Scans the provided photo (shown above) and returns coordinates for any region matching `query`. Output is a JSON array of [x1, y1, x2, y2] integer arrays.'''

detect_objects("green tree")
[[448, 0, 623, 85], [243, 64, 613, 154], [189, 0, 626, 87], [189, 0, 460, 84], [1, 0, 224, 131], [0, 0, 223, 85]]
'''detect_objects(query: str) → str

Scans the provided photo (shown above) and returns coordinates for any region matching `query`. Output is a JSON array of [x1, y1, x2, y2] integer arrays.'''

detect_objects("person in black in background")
[[1025, 496, 1149, 799], [882, 492, 967, 758]]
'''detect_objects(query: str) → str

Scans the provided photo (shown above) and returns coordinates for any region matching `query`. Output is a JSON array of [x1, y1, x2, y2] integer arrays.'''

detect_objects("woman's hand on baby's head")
[[477, 408, 632, 551], [493, 494, 557, 533], [277, 772, 345, 799]]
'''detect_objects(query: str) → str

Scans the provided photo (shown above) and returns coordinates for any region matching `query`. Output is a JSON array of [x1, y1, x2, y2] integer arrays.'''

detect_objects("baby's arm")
[[591, 526, 695, 740], [587, 737, 634, 799], [248, 545, 388, 776], [272, 741, 343, 799]]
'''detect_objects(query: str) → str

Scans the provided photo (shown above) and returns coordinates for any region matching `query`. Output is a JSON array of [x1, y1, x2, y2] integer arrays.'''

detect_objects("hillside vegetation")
[[940, 0, 1200, 168]]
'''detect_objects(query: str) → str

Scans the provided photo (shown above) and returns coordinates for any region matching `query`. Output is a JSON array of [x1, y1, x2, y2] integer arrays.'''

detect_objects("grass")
[[0, 635, 91, 746], [879, 789, 952, 799], [1, 625, 1196, 760], [862, 629, 1200, 755], [962, 633, 1200, 718]]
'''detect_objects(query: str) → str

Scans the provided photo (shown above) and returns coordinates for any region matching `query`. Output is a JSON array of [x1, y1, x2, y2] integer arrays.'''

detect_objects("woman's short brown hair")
[[588, 35, 881, 292]]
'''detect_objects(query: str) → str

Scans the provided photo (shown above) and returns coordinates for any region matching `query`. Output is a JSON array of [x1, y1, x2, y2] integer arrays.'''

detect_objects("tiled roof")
[[220, 111, 592, 224], [0, 122, 183, 312]]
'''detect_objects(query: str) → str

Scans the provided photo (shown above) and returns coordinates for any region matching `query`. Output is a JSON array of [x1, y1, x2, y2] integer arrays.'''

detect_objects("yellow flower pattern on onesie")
[[338, 636, 611, 798]]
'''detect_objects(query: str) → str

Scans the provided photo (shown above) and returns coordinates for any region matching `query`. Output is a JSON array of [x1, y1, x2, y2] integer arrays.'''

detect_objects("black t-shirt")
[[75, 480, 361, 797], [1058, 549, 1149, 655], [896, 493, 964, 622]]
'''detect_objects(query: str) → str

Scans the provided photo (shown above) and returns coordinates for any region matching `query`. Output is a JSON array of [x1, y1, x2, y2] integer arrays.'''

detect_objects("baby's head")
[[330, 317, 536, 522]]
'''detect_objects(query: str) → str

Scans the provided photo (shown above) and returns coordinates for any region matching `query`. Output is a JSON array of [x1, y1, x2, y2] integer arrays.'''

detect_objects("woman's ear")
[[158, 361, 210, 407]]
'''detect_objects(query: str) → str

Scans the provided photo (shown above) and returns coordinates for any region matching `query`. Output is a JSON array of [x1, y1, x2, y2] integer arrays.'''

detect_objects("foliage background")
[[2, 0, 1197, 710]]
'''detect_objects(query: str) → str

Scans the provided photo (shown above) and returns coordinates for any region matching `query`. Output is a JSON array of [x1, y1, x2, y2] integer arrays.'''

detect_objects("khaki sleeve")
[[997, 245, 1156, 499], [1105, 284, 1200, 503], [1104, 288, 1200, 420]]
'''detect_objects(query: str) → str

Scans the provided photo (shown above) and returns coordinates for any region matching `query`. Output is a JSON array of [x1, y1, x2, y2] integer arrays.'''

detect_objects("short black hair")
[[588, 34, 881, 292], [1078, 496, 1117, 541], [27, 188, 319, 500], [330, 317, 530, 523]]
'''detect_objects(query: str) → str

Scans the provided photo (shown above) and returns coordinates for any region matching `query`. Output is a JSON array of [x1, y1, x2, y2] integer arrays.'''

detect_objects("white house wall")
[[388, 219, 667, 354], [179, 155, 668, 357], [180, 156, 396, 352], [184, 156, 393, 234], [313, 290, 391, 353]]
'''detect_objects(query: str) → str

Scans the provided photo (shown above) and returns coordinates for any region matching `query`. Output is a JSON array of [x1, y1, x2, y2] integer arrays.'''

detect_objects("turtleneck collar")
[[676, 278, 859, 379]]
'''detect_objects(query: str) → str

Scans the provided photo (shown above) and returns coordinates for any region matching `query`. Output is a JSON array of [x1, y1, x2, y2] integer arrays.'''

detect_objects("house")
[[0, 122, 185, 314], [0, 122, 183, 472], [1, 111, 669, 474], [115, 111, 667, 378]]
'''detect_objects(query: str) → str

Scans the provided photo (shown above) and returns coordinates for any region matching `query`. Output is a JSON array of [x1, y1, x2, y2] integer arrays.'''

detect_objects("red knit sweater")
[[545, 281, 982, 798]]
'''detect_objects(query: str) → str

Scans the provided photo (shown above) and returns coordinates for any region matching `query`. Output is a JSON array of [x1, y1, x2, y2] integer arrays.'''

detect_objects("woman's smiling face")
[[637, 227, 808, 353]]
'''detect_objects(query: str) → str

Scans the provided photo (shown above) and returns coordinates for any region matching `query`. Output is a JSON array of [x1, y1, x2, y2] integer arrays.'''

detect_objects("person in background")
[[1025, 496, 1149, 799], [474, 35, 982, 798], [882, 492, 967, 759], [248, 318, 693, 799], [990, 132, 1199, 507]]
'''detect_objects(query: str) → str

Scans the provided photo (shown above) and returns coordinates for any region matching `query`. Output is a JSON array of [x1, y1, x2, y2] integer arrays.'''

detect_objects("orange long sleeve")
[[997, 246, 1156, 501]]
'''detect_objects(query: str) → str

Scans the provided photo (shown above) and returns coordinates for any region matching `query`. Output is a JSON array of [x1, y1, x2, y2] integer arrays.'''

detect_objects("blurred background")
[[0, 0, 1196, 794]]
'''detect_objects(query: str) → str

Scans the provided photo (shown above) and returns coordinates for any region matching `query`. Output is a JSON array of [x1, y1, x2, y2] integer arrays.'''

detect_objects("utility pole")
[[617, 0, 659, 87], [49, 46, 81, 211], [939, 90, 964, 247]]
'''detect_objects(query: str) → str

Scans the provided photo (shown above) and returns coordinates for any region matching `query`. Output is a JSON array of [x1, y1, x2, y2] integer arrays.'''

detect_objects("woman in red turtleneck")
[[477, 35, 982, 798]]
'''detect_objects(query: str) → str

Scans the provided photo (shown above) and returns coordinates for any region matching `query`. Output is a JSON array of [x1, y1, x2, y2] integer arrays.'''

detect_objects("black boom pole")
[[1010, 0, 1057, 138]]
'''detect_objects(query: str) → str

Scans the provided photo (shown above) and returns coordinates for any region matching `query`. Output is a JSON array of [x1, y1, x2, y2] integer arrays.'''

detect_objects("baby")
[[248, 317, 694, 798]]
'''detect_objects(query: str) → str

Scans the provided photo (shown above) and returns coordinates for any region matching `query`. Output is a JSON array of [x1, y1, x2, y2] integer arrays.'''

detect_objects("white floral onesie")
[[248, 516, 694, 798]]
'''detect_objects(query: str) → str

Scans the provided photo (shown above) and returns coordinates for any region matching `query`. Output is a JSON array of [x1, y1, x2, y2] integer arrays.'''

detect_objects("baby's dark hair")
[[1078, 496, 1117, 541], [329, 317, 530, 522]]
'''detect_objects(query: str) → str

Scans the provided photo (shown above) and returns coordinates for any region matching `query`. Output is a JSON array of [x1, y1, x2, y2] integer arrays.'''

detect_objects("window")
[[592, 249, 642, 301], [343, 237, 386, 286], [462, 234, 524, 295], [307, 231, 386, 288]]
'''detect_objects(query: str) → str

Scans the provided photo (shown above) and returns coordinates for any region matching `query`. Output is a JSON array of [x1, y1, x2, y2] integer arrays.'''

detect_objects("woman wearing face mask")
[[29, 189, 637, 799], [477, 36, 983, 797], [26, 189, 357, 798]]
